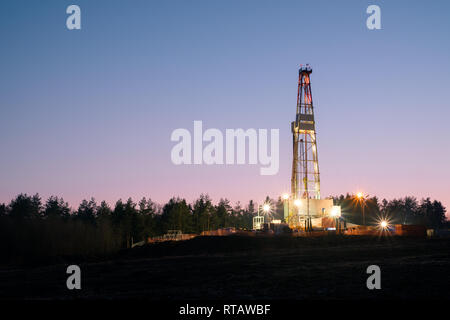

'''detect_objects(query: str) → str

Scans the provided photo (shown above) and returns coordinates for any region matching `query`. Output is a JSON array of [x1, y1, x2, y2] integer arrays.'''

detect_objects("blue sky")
[[1, 0, 449, 212]]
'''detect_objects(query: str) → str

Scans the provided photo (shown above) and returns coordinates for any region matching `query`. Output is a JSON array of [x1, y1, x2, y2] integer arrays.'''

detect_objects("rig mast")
[[291, 64, 321, 202], [284, 65, 340, 231]]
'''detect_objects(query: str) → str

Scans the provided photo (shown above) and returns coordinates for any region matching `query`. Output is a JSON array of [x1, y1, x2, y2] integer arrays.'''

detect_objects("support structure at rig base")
[[284, 198, 341, 230], [287, 64, 341, 231]]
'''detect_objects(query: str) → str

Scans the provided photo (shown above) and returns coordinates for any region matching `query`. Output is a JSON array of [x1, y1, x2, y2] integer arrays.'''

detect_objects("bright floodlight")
[[282, 193, 289, 200], [356, 192, 364, 199], [263, 204, 270, 212], [331, 209, 337, 217], [294, 199, 301, 207], [380, 220, 388, 228]]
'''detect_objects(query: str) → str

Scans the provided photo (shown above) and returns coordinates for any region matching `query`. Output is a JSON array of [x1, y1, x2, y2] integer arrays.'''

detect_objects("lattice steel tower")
[[291, 64, 321, 201]]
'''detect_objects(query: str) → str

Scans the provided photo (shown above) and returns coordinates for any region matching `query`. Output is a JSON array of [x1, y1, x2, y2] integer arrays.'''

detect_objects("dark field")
[[1, 235, 449, 300]]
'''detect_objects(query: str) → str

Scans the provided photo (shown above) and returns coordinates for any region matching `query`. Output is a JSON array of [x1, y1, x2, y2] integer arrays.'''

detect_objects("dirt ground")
[[0, 235, 449, 300]]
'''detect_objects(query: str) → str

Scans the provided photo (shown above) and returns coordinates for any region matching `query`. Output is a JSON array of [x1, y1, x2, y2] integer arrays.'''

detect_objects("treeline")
[[0, 193, 447, 265], [0, 193, 281, 264], [333, 194, 447, 228]]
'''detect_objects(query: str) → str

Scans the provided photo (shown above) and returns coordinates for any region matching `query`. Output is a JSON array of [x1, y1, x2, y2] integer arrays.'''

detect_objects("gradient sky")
[[1, 0, 449, 213]]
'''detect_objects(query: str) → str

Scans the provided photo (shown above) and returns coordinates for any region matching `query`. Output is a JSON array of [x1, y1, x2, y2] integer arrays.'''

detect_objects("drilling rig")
[[285, 65, 341, 231], [291, 64, 320, 201]]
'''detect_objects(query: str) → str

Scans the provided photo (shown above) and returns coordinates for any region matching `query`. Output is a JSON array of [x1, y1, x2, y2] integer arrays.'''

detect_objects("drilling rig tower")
[[285, 65, 341, 231]]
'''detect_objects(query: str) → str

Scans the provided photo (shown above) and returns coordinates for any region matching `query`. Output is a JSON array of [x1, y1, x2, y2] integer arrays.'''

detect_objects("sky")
[[1, 0, 449, 214]]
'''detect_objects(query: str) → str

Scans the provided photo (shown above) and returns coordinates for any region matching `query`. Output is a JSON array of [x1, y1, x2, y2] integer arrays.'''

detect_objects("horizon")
[[1, 191, 446, 214]]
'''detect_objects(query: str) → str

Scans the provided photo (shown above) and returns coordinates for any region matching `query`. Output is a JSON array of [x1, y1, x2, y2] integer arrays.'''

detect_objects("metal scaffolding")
[[290, 65, 321, 229]]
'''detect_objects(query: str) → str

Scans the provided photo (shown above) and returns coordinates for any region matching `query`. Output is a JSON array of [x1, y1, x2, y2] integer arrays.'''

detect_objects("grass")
[[0, 235, 449, 300]]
